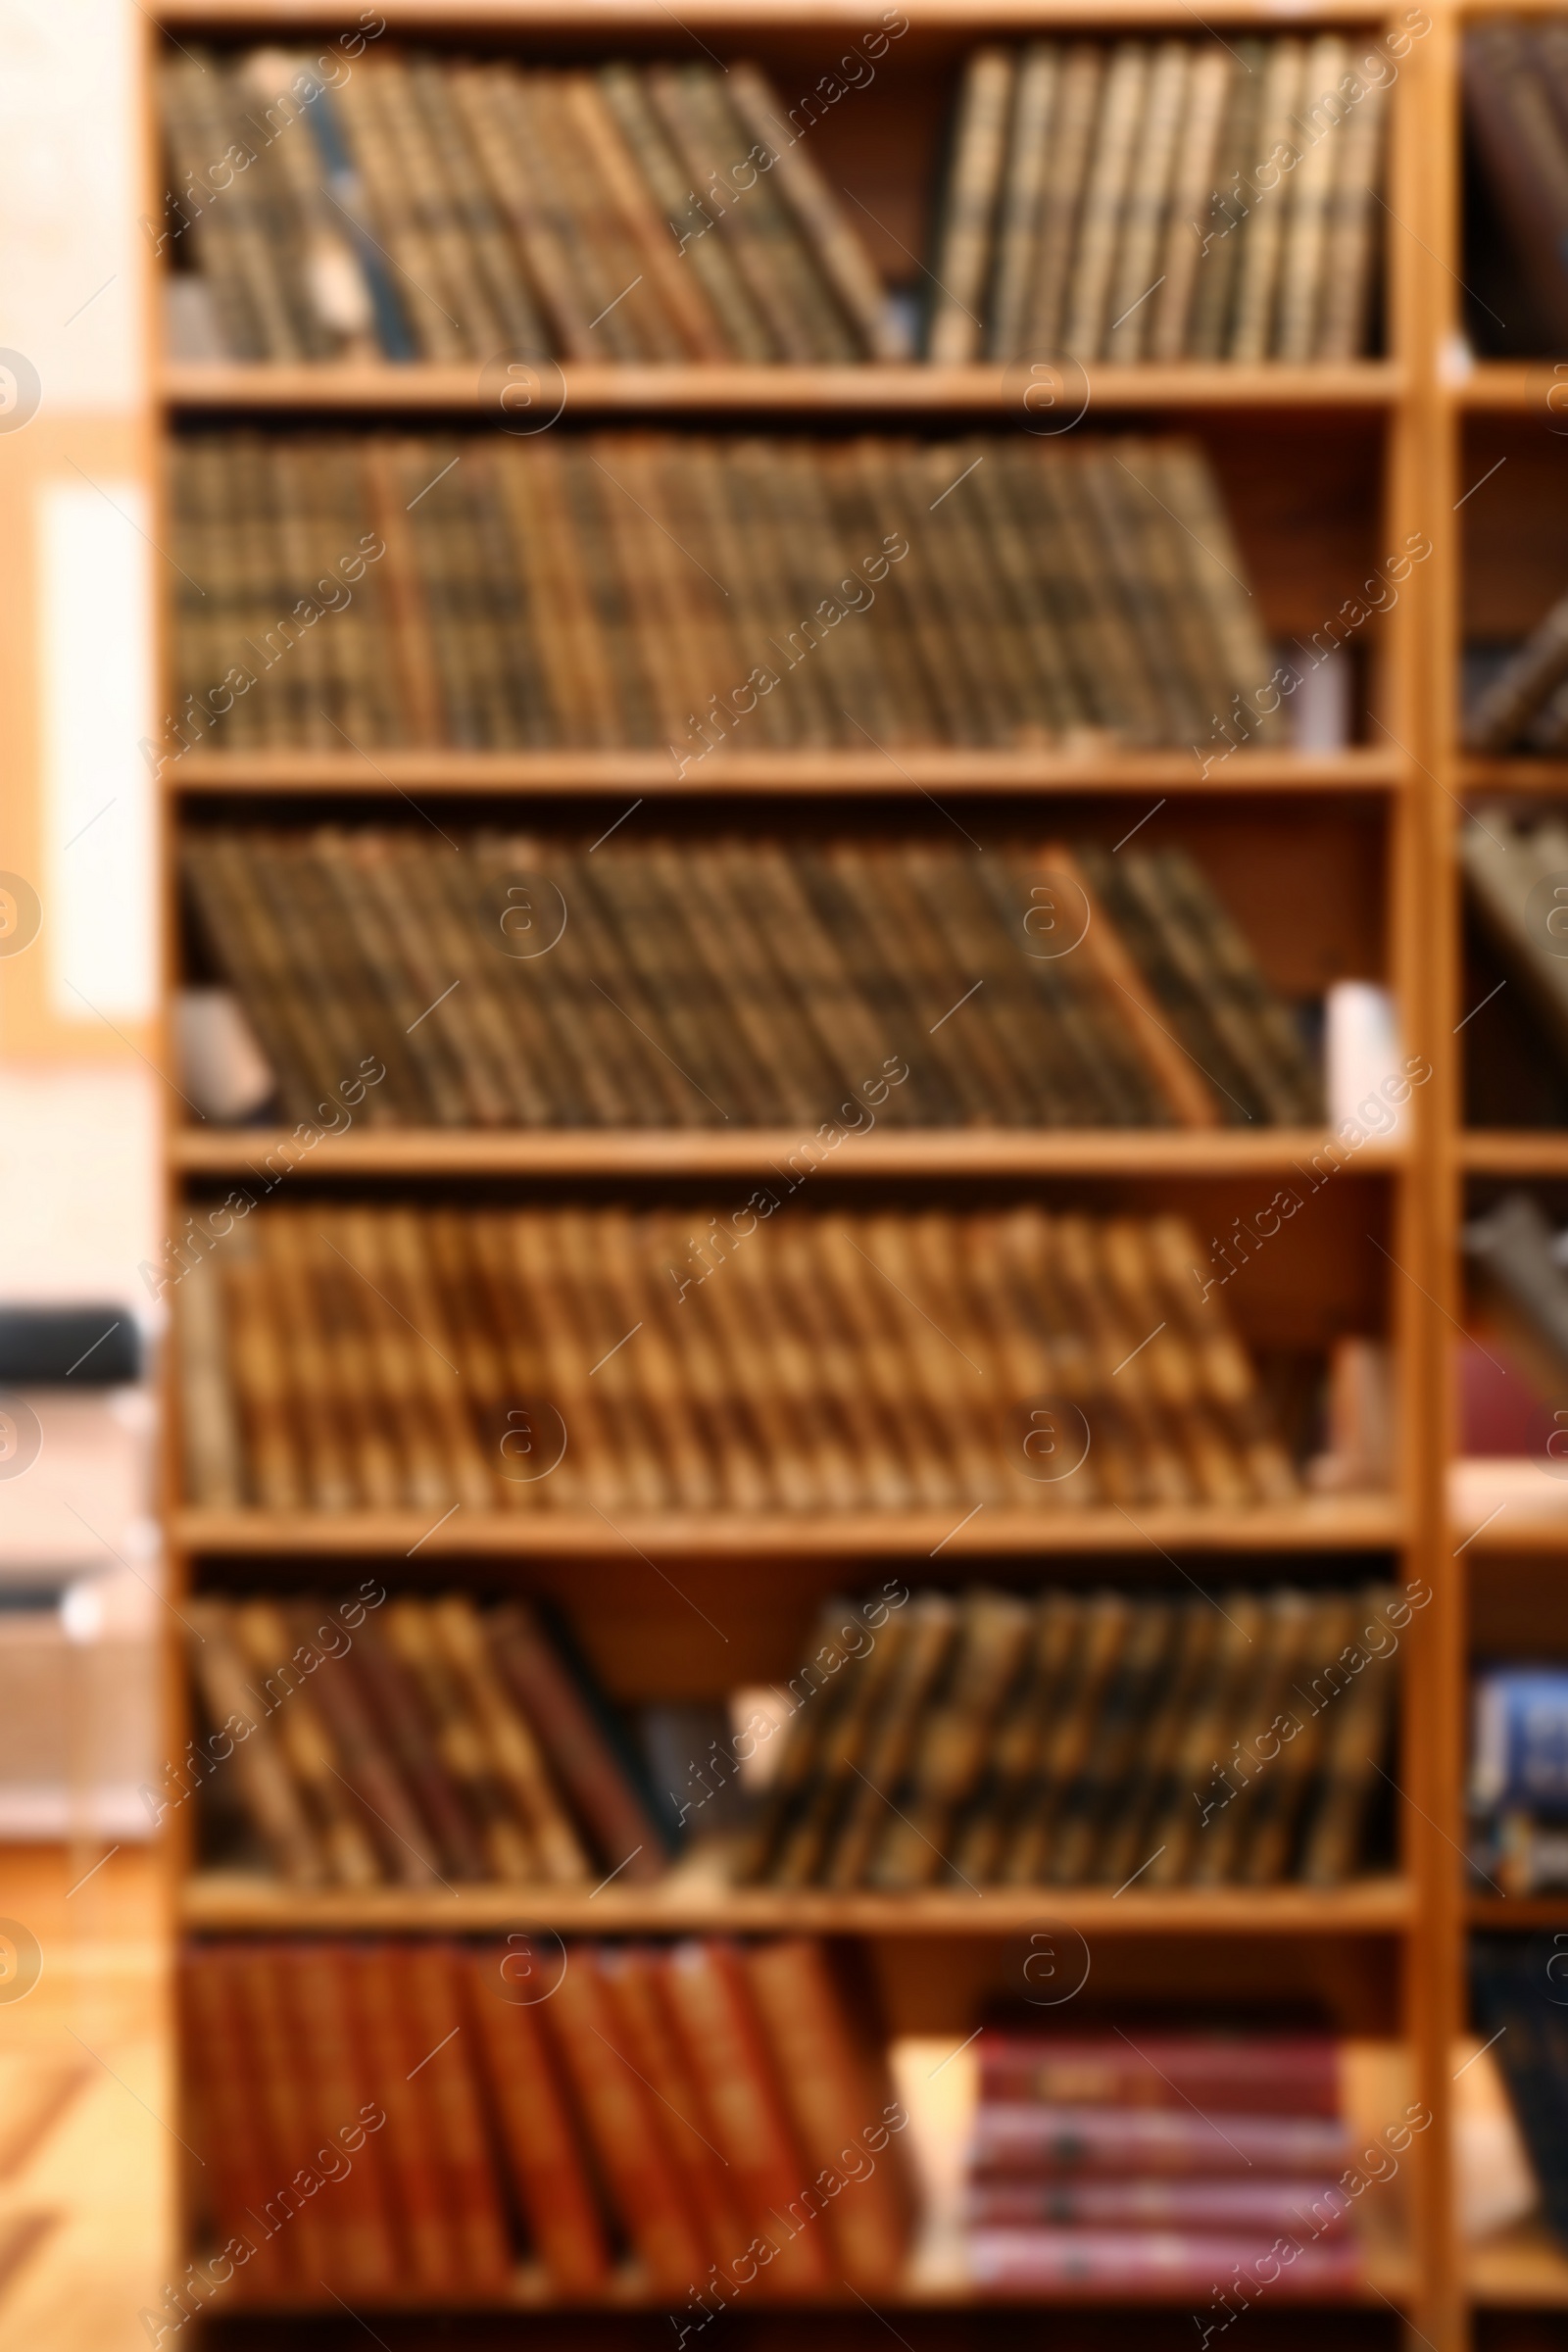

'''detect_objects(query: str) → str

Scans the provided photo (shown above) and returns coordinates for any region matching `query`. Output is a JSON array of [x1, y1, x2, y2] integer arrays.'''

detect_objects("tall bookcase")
[[140, 5, 1548, 2348]]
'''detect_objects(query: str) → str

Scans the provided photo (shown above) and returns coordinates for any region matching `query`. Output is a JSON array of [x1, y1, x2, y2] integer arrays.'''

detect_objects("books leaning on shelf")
[[172, 1202, 1302, 1516], [167, 430, 1276, 756], [183, 1935, 912, 2303], [964, 2027, 1360, 2292], [179, 829, 1323, 1132], [1463, 20, 1568, 350], [740, 1584, 1398, 1891], [158, 45, 906, 365], [926, 36, 1387, 366], [1465, 595, 1568, 752], [1472, 1666, 1568, 1894], [183, 1592, 667, 1890]]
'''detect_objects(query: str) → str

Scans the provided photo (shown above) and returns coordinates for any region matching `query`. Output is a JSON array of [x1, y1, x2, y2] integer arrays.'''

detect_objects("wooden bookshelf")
[[145, 4, 1508, 2348]]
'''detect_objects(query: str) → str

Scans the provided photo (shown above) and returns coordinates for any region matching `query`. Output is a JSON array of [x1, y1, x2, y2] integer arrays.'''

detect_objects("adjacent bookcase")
[[142, 4, 1542, 2348]]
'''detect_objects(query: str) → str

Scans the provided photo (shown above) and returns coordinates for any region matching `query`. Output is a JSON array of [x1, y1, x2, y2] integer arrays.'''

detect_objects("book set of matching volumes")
[[168, 429, 1275, 755], [742, 1586, 1396, 1892], [157, 37, 1387, 372], [185, 1593, 663, 1888], [965, 2029, 1360, 2293], [182, 829, 1321, 1132], [159, 46, 905, 368], [184, 1934, 910, 2303], [173, 1201, 1300, 1516], [930, 36, 1386, 367], [1463, 20, 1568, 350]]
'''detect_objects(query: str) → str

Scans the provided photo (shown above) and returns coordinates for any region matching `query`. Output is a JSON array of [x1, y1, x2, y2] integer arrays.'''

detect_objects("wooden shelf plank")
[[1468, 1896, 1568, 1929], [1468, 2222, 1568, 2308], [172, 1126, 1407, 1181], [1457, 757, 1568, 796], [161, 360, 1405, 413], [183, 1874, 1414, 1936], [1459, 1133, 1568, 1175], [169, 746, 1405, 797], [172, 1497, 1406, 1556], [1447, 1512, 1568, 1556], [152, 0, 1424, 30], [1450, 362, 1568, 413]]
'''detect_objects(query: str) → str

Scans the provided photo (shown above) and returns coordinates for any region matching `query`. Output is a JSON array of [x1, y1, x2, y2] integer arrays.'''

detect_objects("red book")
[[350, 1944, 460, 2297], [399, 1942, 514, 2297], [661, 1939, 833, 2294], [547, 1943, 710, 2293], [968, 2177, 1352, 2233], [183, 1947, 290, 2298], [464, 1946, 612, 2294], [281, 1943, 401, 2296], [970, 2226, 1362, 2295], [973, 2105, 1351, 2179], [977, 2032, 1342, 2117], [226, 1943, 337, 2287], [598, 1944, 755, 2276], [743, 1938, 910, 2290]]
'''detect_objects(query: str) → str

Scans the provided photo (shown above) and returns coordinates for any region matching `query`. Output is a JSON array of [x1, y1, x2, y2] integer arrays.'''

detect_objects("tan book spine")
[[596, 63, 775, 363], [330, 56, 466, 361], [1044, 842, 1220, 1124], [230, 1600, 383, 1886], [1314, 77, 1387, 360], [1149, 49, 1233, 362], [1275, 35, 1348, 362], [328, 1204, 454, 1511], [1061, 40, 1150, 359], [950, 1595, 1082, 1880], [988, 43, 1060, 362], [254, 1209, 360, 1510], [220, 1252, 302, 1508], [174, 1255, 244, 1506], [564, 73, 731, 361], [1143, 1593, 1268, 1885], [185, 1600, 327, 1884], [769, 1612, 915, 1886], [929, 47, 1015, 364], [1103, 39, 1190, 363], [868, 1594, 1034, 1888], [430, 1596, 589, 1883], [385, 1599, 537, 1881], [1002, 1593, 1133, 1882], [1227, 38, 1306, 361], [1021, 42, 1105, 356]]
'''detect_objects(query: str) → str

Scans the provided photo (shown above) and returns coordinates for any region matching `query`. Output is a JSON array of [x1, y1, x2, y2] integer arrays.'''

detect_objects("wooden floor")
[[0, 1845, 170, 2351]]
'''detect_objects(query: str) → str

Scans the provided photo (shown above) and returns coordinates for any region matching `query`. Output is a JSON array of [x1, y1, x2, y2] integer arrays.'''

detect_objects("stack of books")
[[182, 1593, 665, 1888], [185, 1936, 912, 2302], [167, 430, 1274, 756], [929, 35, 1387, 365], [964, 2028, 1360, 2292], [1466, 607, 1568, 753], [172, 1202, 1301, 1515], [742, 1586, 1398, 1891], [158, 47, 904, 364], [180, 829, 1322, 1132]]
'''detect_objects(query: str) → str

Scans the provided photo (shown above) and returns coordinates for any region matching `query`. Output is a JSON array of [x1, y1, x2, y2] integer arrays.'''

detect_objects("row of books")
[[186, 1581, 1395, 1894], [185, 1935, 909, 2301], [1472, 1666, 1568, 1894], [932, 37, 1386, 367], [161, 48, 904, 367], [172, 1203, 1300, 1515], [168, 430, 1274, 755], [185, 1593, 662, 1889], [743, 1587, 1396, 1892], [1463, 817, 1568, 1088], [965, 2028, 1359, 2293], [1464, 21, 1568, 351], [180, 829, 1321, 1132], [1467, 593, 1568, 753]]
